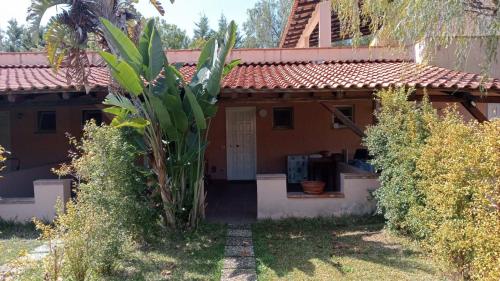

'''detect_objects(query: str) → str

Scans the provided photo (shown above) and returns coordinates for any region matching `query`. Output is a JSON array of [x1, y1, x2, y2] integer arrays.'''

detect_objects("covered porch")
[[203, 62, 500, 219]]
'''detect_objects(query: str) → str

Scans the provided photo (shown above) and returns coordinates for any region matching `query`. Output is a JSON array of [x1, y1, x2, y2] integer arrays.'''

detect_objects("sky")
[[0, 0, 260, 37]]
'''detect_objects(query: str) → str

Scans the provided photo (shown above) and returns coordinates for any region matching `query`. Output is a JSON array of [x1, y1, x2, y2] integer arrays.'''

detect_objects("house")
[[1, 0, 499, 222]]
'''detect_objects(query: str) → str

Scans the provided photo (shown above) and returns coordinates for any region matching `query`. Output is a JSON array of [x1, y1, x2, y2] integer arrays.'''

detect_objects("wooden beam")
[[0, 97, 103, 109], [436, 90, 490, 122], [320, 102, 366, 138], [0, 87, 107, 96], [221, 96, 372, 104], [461, 100, 488, 122], [410, 94, 500, 103]]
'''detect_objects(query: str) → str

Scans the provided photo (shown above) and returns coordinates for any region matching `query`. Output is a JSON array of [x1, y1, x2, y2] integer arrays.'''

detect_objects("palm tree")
[[27, 0, 172, 88]]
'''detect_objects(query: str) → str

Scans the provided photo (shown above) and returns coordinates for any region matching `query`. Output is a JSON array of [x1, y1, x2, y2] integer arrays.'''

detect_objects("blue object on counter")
[[350, 159, 375, 173]]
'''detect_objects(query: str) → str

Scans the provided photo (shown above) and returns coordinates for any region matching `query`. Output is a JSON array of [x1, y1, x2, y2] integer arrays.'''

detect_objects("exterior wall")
[[0, 47, 413, 67], [432, 101, 489, 122], [256, 169, 379, 219], [7, 102, 105, 170], [0, 164, 55, 198], [206, 98, 375, 180], [416, 39, 500, 78], [0, 94, 106, 198], [0, 179, 71, 222]]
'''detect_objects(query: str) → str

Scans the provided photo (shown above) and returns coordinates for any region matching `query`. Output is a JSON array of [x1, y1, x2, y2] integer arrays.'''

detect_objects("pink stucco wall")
[[205, 98, 375, 180], [7, 97, 107, 170], [2, 93, 492, 188], [0, 94, 107, 197]]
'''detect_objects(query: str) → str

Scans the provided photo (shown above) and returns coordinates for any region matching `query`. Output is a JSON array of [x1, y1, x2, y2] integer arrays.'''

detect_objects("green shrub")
[[416, 112, 500, 280], [364, 87, 436, 236], [65, 122, 159, 239], [38, 122, 159, 280], [37, 201, 128, 281]]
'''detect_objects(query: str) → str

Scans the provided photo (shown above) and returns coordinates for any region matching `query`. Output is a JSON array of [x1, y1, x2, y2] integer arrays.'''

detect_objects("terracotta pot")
[[301, 180, 326, 194]]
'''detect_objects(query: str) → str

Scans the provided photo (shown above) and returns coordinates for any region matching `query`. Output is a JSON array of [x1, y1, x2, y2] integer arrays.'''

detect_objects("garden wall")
[[256, 164, 379, 219], [0, 179, 71, 222]]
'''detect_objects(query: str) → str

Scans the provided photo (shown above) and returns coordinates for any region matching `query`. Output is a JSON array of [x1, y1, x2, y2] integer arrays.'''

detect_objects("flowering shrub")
[[417, 112, 500, 280]]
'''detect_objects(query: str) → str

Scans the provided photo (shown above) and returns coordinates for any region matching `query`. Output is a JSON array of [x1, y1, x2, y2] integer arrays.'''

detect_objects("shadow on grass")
[[252, 215, 437, 279], [0, 220, 40, 240], [108, 223, 226, 281]]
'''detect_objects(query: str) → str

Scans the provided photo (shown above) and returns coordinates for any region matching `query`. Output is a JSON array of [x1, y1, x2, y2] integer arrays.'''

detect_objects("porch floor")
[[205, 180, 257, 224]]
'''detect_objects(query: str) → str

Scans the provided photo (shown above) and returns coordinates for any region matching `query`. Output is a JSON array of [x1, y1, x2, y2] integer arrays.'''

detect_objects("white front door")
[[226, 107, 257, 180]]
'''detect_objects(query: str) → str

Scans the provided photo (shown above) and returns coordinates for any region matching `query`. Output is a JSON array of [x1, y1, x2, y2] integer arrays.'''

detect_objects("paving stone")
[[223, 257, 256, 269], [28, 244, 51, 260], [227, 229, 252, 237], [227, 224, 251, 230], [224, 246, 254, 257], [221, 268, 257, 281], [226, 236, 253, 246]]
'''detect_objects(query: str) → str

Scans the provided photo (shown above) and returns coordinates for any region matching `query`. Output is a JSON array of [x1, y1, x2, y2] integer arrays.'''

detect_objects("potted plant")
[[301, 180, 326, 194]]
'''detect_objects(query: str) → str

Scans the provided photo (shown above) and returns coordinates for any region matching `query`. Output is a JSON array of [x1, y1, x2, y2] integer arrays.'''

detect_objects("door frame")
[[225, 106, 257, 180]]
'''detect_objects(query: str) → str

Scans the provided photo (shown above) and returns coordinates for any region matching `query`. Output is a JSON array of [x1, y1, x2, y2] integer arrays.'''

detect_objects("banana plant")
[[99, 18, 237, 229]]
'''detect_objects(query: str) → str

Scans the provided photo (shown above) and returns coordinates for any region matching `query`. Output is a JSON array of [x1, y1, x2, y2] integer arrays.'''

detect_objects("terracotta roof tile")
[[1, 60, 499, 94]]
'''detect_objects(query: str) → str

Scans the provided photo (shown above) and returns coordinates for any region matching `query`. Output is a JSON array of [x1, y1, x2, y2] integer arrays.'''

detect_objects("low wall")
[[257, 168, 379, 219], [0, 164, 58, 198], [0, 179, 71, 222]]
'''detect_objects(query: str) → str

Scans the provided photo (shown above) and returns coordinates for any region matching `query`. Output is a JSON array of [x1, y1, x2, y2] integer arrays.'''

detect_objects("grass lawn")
[[0, 220, 42, 266], [18, 223, 226, 281], [253, 216, 445, 281]]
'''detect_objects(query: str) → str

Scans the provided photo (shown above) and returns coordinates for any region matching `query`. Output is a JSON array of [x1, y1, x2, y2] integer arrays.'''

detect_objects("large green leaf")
[[165, 101, 188, 135], [147, 94, 173, 131], [148, 24, 166, 81], [223, 59, 240, 77], [196, 38, 217, 71], [103, 93, 138, 113], [103, 106, 127, 117], [115, 118, 150, 134], [189, 21, 237, 97], [185, 87, 207, 130], [199, 99, 218, 118], [138, 19, 155, 70], [206, 21, 237, 96], [100, 52, 143, 96], [100, 18, 143, 73]]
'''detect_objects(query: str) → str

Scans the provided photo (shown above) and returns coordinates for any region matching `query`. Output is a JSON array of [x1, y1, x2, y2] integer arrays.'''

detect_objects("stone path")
[[0, 243, 51, 280], [221, 224, 257, 281]]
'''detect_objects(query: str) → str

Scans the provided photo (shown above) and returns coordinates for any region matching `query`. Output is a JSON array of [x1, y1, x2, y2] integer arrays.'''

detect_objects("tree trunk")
[[151, 131, 176, 228]]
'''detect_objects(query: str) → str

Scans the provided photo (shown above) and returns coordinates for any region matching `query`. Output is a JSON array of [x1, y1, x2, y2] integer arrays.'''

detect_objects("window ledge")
[[0, 197, 35, 204], [287, 192, 345, 199]]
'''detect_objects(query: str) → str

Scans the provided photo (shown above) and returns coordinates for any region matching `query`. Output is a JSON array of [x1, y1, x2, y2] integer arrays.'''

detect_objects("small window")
[[332, 106, 354, 128], [37, 111, 56, 132], [273, 107, 294, 129], [82, 110, 103, 126]]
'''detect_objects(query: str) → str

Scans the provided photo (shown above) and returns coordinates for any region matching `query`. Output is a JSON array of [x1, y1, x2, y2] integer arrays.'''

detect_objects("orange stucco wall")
[[1, 94, 490, 179], [205, 98, 375, 180], [5, 96, 106, 170], [432, 101, 488, 122]]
